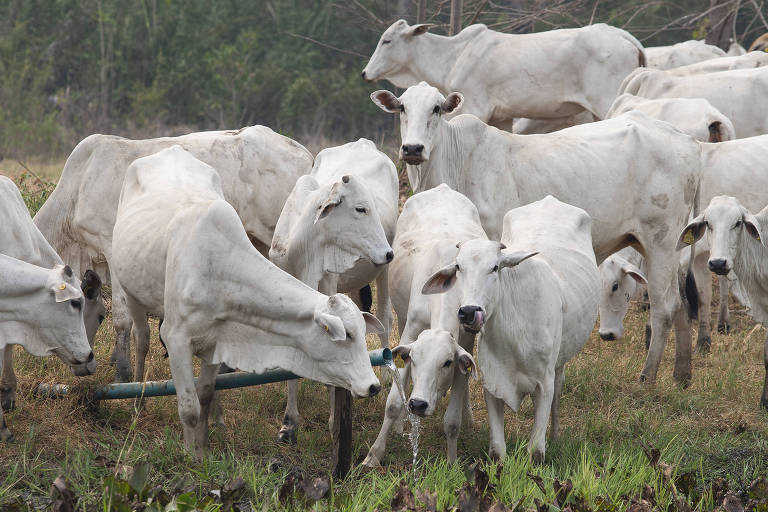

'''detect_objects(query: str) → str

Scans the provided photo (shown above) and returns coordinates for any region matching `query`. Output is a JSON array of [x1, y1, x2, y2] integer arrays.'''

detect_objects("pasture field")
[[0, 168, 767, 511]]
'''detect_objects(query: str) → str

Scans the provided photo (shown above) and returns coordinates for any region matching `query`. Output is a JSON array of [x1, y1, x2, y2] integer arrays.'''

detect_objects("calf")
[[598, 248, 647, 342], [677, 196, 768, 408], [111, 146, 382, 456], [0, 177, 103, 412], [0, 256, 94, 441], [269, 138, 397, 443], [363, 184, 486, 466], [423, 196, 600, 462]]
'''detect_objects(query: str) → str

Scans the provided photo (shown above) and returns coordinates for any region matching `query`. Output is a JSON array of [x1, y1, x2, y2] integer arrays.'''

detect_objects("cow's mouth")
[[462, 310, 485, 333], [403, 155, 424, 165]]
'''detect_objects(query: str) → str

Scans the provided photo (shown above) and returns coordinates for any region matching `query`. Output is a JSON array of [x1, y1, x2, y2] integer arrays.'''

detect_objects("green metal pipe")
[[36, 348, 392, 400]]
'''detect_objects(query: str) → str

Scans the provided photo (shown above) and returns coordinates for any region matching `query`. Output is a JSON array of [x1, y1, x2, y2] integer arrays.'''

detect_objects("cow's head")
[[313, 175, 393, 271], [422, 239, 537, 333], [677, 195, 766, 276], [310, 293, 384, 398], [20, 263, 95, 376], [361, 19, 435, 87], [597, 253, 647, 341], [371, 82, 463, 166], [392, 329, 476, 416]]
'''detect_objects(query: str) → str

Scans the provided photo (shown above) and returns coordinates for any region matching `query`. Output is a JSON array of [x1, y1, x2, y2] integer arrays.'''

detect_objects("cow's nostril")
[[458, 305, 480, 323], [369, 383, 381, 397], [361, 70, 366, 79], [87, 351, 95, 362], [385, 250, 394, 263], [599, 332, 616, 341], [708, 258, 729, 274]]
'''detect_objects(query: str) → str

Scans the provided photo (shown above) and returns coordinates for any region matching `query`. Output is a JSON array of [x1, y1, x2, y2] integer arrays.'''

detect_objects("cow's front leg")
[[167, 341, 202, 458], [484, 389, 506, 461], [761, 332, 768, 411], [278, 380, 301, 444], [673, 300, 693, 386], [717, 277, 731, 334], [0, 346, 16, 412], [362, 364, 410, 467], [110, 277, 133, 383], [195, 356, 219, 451], [374, 270, 393, 349], [0, 348, 13, 442], [444, 366, 469, 463], [550, 367, 565, 441], [530, 376, 555, 464], [694, 252, 713, 352]]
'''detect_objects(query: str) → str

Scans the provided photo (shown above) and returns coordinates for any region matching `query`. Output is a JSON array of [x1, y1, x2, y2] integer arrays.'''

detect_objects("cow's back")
[[700, 136, 768, 211]]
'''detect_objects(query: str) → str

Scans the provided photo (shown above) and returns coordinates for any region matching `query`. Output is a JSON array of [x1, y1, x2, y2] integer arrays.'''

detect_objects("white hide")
[[668, 51, 768, 76], [606, 94, 736, 142], [423, 196, 599, 462], [618, 67, 768, 138], [727, 41, 748, 56], [644, 40, 726, 69], [111, 146, 380, 456], [512, 111, 595, 135], [362, 20, 644, 128], [364, 184, 487, 466], [33, 126, 313, 382], [371, 82, 702, 384]]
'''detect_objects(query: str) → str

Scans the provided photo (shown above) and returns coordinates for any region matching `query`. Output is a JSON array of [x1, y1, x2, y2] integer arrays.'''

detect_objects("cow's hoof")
[[639, 374, 655, 385], [114, 365, 132, 384], [696, 338, 711, 354], [673, 371, 691, 389], [1, 391, 16, 413], [277, 427, 297, 444], [530, 449, 545, 465], [361, 452, 382, 468], [1, 429, 14, 443], [717, 322, 731, 334]]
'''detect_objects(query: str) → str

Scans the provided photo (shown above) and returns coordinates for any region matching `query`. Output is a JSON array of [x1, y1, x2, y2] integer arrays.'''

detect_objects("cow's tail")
[[708, 117, 736, 143], [616, 27, 646, 68], [359, 284, 373, 313], [685, 182, 701, 320]]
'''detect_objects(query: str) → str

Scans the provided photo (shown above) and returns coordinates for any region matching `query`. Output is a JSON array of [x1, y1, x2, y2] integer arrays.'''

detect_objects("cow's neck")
[[406, 32, 478, 93], [282, 207, 327, 291], [413, 119, 474, 193]]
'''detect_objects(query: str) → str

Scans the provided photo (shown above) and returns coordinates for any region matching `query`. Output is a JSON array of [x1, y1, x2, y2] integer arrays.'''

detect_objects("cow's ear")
[[362, 312, 385, 335], [314, 183, 343, 224], [422, 264, 458, 295], [676, 216, 706, 250], [441, 92, 464, 114], [81, 269, 102, 300], [371, 90, 401, 113], [498, 250, 537, 270], [392, 344, 411, 363], [316, 312, 346, 341], [455, 346, 478, 380], [408, 23, 435, 36], [742, 208, 766, 246], [621, 262, 647, 284]]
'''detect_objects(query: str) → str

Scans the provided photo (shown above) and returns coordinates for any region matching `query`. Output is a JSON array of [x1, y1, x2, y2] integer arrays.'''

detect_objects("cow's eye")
[[70, 299, 82, 311], [455, 264, 461, 272], [382, 39, 391, 45], [355, 206, 367, 214], [492, 265, 499, 272], [443, 360, 452, 368], [735, 220, 742, 228], [433, 105, 440, 114], [612, 282, 619, 292]]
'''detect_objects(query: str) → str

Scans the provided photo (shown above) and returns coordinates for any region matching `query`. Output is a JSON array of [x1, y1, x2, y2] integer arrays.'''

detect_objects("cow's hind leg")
[[195, 353, 219, 451], [277, 380, 300, 444], [0, 348, 13, 442], [166, 338, 203, 458], [694, 252, 713, 352], [640, 251, 680, 383], [110, 276, 134, 383], [550, 367, 565, 441], [362, 364, 410, 467], [761, 331, 768, 411], [0, 346, 16, 412], [484, 389, 506, 461], [126, 299, 150, 408]]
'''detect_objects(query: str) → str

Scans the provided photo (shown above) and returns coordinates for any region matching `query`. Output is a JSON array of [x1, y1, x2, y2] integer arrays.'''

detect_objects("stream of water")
[[383, 360, 420, 477]]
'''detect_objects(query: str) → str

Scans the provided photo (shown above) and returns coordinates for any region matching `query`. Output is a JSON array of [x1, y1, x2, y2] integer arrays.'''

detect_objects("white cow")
[[598, 248, 647, 342], [606, 94, 735, 142], [269, 138, 397, 443], [363, 184, 485, 467], [422, 196, 599, 462], [0, 177, 103, 413], [644, 40, 726, 69], [0, 254, 94, 441], [34, 126, 313, 383], [362, 20, 645, 129], [371, 82, 702, 385], [110, 146, 382, 457], [511, 111, 595, 135], [618, 67, 768, 138], [668, 51, 768, 76], [677, 196, 768, 408], [600, 135, 768, 352]]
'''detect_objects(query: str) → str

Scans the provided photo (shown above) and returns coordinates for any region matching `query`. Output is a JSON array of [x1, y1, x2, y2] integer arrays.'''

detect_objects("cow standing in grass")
[[269, 138, 397, 444], [111, 146, 383, 457], [423, 196, 599, 462]]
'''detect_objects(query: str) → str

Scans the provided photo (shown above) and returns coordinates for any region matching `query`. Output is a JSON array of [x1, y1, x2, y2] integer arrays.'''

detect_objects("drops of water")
[[384, 360, 420, 477]]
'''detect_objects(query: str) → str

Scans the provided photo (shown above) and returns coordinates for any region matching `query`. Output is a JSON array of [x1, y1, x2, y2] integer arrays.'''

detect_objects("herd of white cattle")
[[3, 19, 768, 464]]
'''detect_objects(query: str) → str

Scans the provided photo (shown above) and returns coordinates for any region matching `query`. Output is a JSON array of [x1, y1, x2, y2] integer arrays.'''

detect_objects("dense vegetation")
[[2, 0, 767, 160]]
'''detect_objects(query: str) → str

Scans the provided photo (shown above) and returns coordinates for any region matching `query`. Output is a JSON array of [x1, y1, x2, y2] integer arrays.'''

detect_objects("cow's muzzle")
[[408, 398, 429, 416], [402, 144, 425, 165], [458, 305, 485, 333], [599, 331, 618, 341], [708, 258, 730, 275], [361, 70, 373, 83]]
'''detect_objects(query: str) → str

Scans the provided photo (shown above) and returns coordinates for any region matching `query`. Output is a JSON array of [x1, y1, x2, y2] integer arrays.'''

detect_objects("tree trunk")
[[450, 0, 463, 35], [705, 0, 737, 50], [331, 387, 352, 479], [417, 0, 427, 24]]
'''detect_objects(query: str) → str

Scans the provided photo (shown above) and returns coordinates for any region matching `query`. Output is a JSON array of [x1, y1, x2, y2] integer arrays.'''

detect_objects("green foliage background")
[[0, 0, 765, 158]]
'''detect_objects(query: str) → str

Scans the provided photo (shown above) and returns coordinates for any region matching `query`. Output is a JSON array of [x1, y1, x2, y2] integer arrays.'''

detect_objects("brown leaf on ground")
[[626, 499, 652, 512], [487, 502, 513, 512], [675, 471, 697, 496], [392, 479, 416, 511], [50, 476, 77, 512], [641, 484, 656, 506], [278, 474, 296, 505], [722, 492, 745, 512], [299, 475, 330, 501], [749, 478, 768, 500], [527, 473, 547, 495], [533, 497, 549, 512], [415, 489, 437, 512], [640, 443, 660, 468], [458, 482, 480, 512], [711, 478, 729, 504], [473, 463, 491, 495], [553, 478, 573, 508]]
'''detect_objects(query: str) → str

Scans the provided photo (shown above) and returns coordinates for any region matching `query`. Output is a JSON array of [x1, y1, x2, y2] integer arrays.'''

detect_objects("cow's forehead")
[[457, 239, 499, 266], [384, 19, 408, 38], [706, 197, 742, 223], [411, 330, 454, 360], [400, 84, 444, 108]]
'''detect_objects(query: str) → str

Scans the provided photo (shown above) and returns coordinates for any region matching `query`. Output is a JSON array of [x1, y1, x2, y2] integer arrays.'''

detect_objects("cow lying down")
[[363, 184, 486, 467], [110, 146, 382, 457], [422, 196, 600, 462], [0, 176, 103, 414], [0, 254, 94, 442]]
